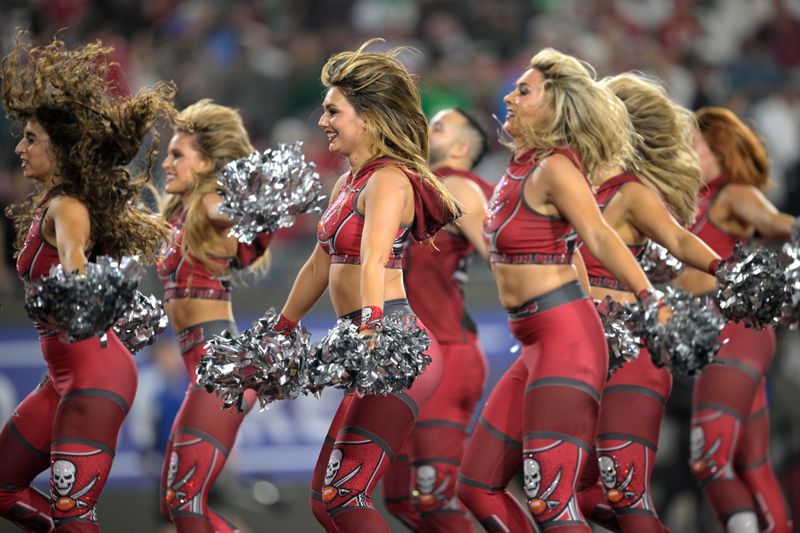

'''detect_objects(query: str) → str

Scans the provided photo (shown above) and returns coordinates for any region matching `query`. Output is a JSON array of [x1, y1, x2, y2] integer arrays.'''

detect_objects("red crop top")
[[484, 148, 584, 264], [157, 211, 234, 301], [16, 199, 61, 283], [317, 158, 457, 269], [691, 175, 746, 258], [578, 173, 648, 291]]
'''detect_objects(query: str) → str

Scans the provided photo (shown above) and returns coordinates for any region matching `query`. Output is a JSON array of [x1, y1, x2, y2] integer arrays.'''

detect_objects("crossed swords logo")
[[321, 464, 362, 503], [52, 476, 99, 512], [691, 436, 722, 476], [165, 464, 197, 503], [527, 469, 561, 515], [605, 466, 636, 503]]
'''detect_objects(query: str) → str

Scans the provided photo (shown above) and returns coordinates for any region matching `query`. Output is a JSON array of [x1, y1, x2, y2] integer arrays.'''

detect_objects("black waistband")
[[177, 319, 238, 354], [339, 298, 414, 323], [506, 280, 587, 320]]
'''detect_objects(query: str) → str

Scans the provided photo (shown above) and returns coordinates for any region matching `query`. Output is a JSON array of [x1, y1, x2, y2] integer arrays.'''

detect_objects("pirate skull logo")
[[416, 465, 437, 495], [522, 457, 561, 515], [597, 455, 635, 503], [164, 452, 196, 504], [413, 464, 448, 506], [53, 460, 76, 496], [690, 427, 704, 463], [321, 449, 362, 503], [51, 460, 99, 512], [324, 449, 343, 486]]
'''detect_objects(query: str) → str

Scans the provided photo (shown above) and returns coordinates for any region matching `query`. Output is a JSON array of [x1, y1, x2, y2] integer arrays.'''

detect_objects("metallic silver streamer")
[[639, 241, 684, 284], [595, 297, 640, 378], [779, 242, 799, 329], [715, 243, 791, 329], [217, 141, 326, 243], [112, 291, 168, 354], [628, 287, 725, 382], [24, 256, 144, 342], [197, 308, 311, 411], [308, 314, 432, 396]]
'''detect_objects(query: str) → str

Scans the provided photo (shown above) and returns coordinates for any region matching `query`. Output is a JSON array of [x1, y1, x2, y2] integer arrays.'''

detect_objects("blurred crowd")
[[1, 0, 799, 281]]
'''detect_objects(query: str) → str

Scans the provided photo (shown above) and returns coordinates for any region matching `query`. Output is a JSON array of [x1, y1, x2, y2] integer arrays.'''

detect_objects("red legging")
[[383, 331, 488, 532], [457, 285, 607, 533], [578, 351, 673, 533], [690, 323, 792, 532], [309, 307, 444, 533], [0, 331, 137, 532], [159, 320, 254, 533]]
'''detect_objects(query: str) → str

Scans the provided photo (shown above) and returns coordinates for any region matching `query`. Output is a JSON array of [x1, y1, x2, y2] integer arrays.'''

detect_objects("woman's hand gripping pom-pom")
[[308, 313, 433, 396], [639, 241, 685, 284], [197, 308, 312, 412], [629, 288, 725, 382], [24, 256, 144, 343], [217, 141, 327, 243], [595, 297, 640, 378]]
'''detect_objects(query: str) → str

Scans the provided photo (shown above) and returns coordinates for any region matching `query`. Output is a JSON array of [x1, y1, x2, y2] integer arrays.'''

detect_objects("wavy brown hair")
[[161, 99, 262, 272], [505, 48, 635, 178], [604, 73, 703, 227], [2, 36, 174, 263], [695, 107, 771, 190], [321, 38, 458, 217]]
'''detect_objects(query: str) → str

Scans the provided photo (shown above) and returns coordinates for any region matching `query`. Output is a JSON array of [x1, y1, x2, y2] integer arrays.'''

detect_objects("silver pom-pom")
[[779, 242, 800, 329], [308, 314, 432, 396], [24, 256, 144, 342], [112, 291, 168, 354], [197, 308, 311, 411], [791, 217, 800, 245], [639, 241, 684, 284], [595, 297, 640, 378], [715, 243, 791, 329], [629, 288, 725, 382], [217, 141, 326, 243]]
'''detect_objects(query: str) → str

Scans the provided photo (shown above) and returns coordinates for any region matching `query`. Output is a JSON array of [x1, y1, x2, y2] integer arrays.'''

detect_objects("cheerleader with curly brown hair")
[[0, 37, 174, 532]]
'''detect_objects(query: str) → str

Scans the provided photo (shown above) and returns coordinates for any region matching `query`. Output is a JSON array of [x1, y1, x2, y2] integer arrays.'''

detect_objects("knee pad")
[[163, 429, 227, 518], [50, 440, 113, 526], [522, 437, 586, 525], [596, 439, 656, 512], [690, 409, 740, 483], [320, 437, 391, 514]]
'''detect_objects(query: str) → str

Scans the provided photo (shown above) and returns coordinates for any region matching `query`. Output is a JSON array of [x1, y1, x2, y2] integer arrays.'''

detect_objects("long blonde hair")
[[696, 107, 771, 190], [320, 39, 458, 217], [603, 73, 703, 227], [507, 48, 635, 178], [161, 99, 258, 271]]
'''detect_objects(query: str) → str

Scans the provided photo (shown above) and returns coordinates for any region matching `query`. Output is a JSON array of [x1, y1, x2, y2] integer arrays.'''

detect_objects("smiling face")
[[318, 87, 370, 160], [693, 129, 721, 183], [15, 119, 58, 184], [161, 132, 210, 197], [502, 68, 548, 139]]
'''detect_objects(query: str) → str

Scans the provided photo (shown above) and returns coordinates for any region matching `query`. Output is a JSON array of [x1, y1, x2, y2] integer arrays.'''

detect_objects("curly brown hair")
[[2, 36, 175, 264]]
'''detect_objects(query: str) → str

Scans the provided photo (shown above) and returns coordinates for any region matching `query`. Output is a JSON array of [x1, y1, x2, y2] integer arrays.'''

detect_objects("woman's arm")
[[360, 167, 412, 314], [625, 183, 720, 271], [203, 192, 234, 230], [542, 156, 653, 295], [49, 196, 91, 273], [444, 176, 490, 261], [279, 243, 332, 323], [725, 184, 795, 240], [571, 249, 592, 294]]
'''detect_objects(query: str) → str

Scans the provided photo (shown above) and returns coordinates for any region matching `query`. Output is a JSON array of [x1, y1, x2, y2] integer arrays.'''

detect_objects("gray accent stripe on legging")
[[339, 426, 394, 463], [734, 456, 768, 471], [0, 482, 27, 491], [55, 517, 97, 527], [522, 431, 591, 452], [456, 473, 505, 492], [310, 490, 322, 501], [603, 384, 666, 405], [525, 377, 601, 402], [478, 417, 522, 448], [749, 407, 768, 420], [393, 391, 419, 419], [61, 388, 130, 415], [613, 507, 659, 517], [175, 427, 230, 457], [328, 503, 375, 518], [52, 437, 114, 458], [695, 402, 745, 421], [541, 519, 585, 531], [7, 421, 49, 459], [414, 419, 467, 432], [170, 510, 213, 521], [597, 432, 658, 451], [412, 457, 460, 466], [713, 357, 760, 382]]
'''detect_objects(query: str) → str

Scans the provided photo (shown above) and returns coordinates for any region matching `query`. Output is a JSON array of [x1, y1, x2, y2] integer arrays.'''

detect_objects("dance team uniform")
[[309, 158, 450, 532], [383, 167, 494, 532], [576, 173, 672, 533], [157, 210, 272, 533], [0, 195, 136, 532], [689, 175, 791, 531], [457, 149, 608, 533]]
